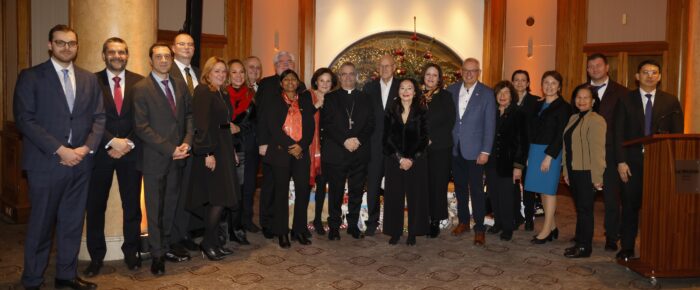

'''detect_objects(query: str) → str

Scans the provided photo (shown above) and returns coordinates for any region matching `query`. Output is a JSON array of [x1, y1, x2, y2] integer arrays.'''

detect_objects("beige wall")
[[315, 0, 483, 72], [251, 0, 299, 77], [30, 0, 68, 67], [587, 0, 666, 43], [503, 0, 557, 95], [158, 0, 225, 35]]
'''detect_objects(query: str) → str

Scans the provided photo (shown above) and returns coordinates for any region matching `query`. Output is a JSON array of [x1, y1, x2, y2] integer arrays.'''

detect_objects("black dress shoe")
[[55, 277, 96, 289], [217, 246, 234, 256], [278, 234, 291, 248], [364, 226, 377, 236], [564, 245, 592, 258], [24, 286, 40, 290], [499, 231, 513, 241], [200, 244, 225, 261], [82, 260, 102, 277], [180, 236, 199, 252], [244, 222, 261, 233], [428, 221, 440, 238], [313, 221, 326, 235], [406, 235, 416, 246], [328, 228, 341, 240], [616, 249, 635, 260], [388, 235, 400, 245], [292, 232, 312, 245], [124, 252, 142, 271], [230, 229, 250, 245], [151, 256, 165, 276], [605, 239, 618, 252], [487, 225, 502, 234], [347, 227, 364, 239], [514, 217, 525, 231], [164, 249, 191, 263], [262, 228, 275, 239], [524, 220, 534, 231]]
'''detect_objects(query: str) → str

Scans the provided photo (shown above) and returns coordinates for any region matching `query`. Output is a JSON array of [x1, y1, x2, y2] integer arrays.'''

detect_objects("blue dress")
[[524, 102, 562, 195]]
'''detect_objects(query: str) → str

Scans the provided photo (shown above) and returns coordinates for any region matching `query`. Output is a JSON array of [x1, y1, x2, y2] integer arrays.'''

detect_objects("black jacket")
[[95, 69, 144, 154], [490, 104, 528, 177], [526, 97, 572, 158], [425, 89, 456, 150], [320, 89, 374, 165], [383, 103, 429, 161], [257, 92, 315, 167]]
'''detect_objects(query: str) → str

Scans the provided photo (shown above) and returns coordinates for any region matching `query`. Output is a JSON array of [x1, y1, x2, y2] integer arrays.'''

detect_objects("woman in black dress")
[[383, 78, 429, 246], [420, 63, 455, 238], [188, 56, 240, 261], [257, 69, 315, 248], [484, 80, 527, 241]]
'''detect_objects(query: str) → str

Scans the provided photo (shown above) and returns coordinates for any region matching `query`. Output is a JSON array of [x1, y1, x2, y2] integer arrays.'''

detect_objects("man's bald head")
[[378, 54, 396, 82]]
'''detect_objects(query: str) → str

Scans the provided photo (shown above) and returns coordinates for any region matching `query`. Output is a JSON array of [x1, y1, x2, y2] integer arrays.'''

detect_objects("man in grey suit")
[[14, 24, 105, 290], [133, 43, 193, 276], [446, 58, 496, 246]]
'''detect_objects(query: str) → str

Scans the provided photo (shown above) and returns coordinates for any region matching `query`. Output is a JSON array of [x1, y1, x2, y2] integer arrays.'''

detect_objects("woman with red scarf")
[[257, 69, 315, 248]]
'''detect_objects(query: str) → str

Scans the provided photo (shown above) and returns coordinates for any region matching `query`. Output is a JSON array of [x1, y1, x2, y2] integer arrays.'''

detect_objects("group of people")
[[14, 23, 684, 290]]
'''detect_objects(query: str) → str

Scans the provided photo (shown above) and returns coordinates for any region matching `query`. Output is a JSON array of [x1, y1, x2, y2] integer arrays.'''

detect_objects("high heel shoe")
[[313, 220, 326, 235], [551, 228, 559, 240], [229, 229, 250, 245], [406, 235, 416, 246], [200, 245, 224, 261], [278, 234, 291, 249], [531, 230, 554, 244], [388, 235, 400, 245], [428, 221, 440, 238]]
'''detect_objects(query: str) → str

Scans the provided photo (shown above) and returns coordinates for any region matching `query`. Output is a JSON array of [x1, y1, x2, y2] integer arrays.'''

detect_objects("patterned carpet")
[[1, 192, 699, 289]]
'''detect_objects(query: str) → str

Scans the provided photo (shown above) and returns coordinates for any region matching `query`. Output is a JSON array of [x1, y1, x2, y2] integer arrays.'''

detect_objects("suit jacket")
[[133, 73, 194, 174], [257, 91, 315, 167], [13, 60, 106, 171], [447, 81, 496, 160], [320, 89, 375, 165], [169, 63, 200, 89], [562, 111, 607, 185], [95, 69, 144, 161], [363, 78, 400, 162], [490, 104, 528, 177], [572, 80, 627, 164], [527, 97, 572, 158], [383, 104, 429, 160], [614, 89, 683, 165]]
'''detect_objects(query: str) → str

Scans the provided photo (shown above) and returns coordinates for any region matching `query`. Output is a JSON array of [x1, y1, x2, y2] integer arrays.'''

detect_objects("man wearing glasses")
[[14, 24, 105, 290], [446, 58, 496, 246], [614, 59, 683, 260]]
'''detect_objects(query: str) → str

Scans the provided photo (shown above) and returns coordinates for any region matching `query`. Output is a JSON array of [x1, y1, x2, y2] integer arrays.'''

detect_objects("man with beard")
[[14, 24, 105, 290], [83, 37, 144, 277]]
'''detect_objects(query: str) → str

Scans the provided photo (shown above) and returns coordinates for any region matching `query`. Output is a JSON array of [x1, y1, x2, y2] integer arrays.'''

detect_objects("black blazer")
[[425, 89, 456, 150], [363, 78, 400, 160], [491, 104, 528, 177], [527, 97, 573, 158], [257, 91, 315, 167], [614, 89, 683, 165], [95, 69, 144, 155], [383, 103, 429, 160], [320, 89, 375, 165], [518, 92, 540, 116]]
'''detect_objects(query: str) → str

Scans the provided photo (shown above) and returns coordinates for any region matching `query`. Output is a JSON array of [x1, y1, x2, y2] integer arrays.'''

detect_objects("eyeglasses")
[[640, 70, 660, 76], [53, 40, 78, 48], [463, 69, 480, 75], [340, 72, 356, 77], [176, 42, 195, 47]]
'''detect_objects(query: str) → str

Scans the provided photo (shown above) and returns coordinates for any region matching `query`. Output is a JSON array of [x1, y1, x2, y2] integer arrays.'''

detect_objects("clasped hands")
[[57, 145, 90, 167], [343, 138, 361, 152], [107, 138, 133, 159], [172, 143, 190, 160]]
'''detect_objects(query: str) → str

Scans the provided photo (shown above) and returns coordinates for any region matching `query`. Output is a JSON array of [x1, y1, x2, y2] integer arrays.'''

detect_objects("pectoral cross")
[[349, 118, 354, 130]]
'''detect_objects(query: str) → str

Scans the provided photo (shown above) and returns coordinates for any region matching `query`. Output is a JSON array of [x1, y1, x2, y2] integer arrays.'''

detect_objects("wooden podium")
[[618, 134, 700, 278]]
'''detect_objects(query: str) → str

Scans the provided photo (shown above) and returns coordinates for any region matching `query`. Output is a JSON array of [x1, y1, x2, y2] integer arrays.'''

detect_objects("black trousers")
[[620, 155, 644, 251], [313, 174, 327, 223], [570, 170, 595, 248], [323, 159, 367, 230], [383, 156, 429, 237], [602, 158, 621, 242], [22, 164, 91, 287], [452, 155, 486, 231], [143, 163, 182, 257], [170, 158, 196, 244], [259, 162, 274, 230], [85, 152, 142, 262], [237, 141, 259, 227], [366, 151, 384, 230], [269, 155, 311, 235], [485, 163, 515, 234], [427, 147, 451, 221]]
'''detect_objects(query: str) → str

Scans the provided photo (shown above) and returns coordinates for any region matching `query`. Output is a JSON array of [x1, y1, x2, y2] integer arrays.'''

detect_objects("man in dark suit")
[[614, 59, 684, 260], [133, 43, 194, 276], [14, 24, 104, 290], [255, 51, 306, 238], [446, 58, 496, 245], [83, 37, 145, 278], [245, 56, 263, 93], [168, 32, 201, 253], [570, 53, 628, 252], [362, 54, 399, 236], [321, 62, 375, 240]]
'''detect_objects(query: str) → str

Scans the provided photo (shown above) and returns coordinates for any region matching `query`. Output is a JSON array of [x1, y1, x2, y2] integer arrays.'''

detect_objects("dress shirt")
[[151, 72, 176, 106], [106, 69, 126, 98], [590, 77, 609, 101], [458, 81, 477, 117], [51, 57, 75, 98], [174, 59, 199, 88], [640, 88, 656, 113], [380, 77, 393, 108]]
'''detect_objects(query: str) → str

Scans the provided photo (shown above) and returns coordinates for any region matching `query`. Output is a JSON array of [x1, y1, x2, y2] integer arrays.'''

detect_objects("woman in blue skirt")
[[524, 71, 572, 244]]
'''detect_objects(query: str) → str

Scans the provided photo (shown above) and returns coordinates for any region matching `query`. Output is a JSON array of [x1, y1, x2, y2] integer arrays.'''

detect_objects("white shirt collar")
[[174, 59, 190, 71], [462, 81, 477, 93], [640, 88, 656, 98], [106, 69, 125, 82], [380, 77, 393, 87], [51, 57, 74, 73]]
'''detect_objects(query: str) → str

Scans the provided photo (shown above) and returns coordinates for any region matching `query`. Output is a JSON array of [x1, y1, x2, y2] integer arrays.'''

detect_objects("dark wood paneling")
[[482, 0, 506, 87], [157, 29, 227, 69], [666, 0, 689, 100], [226, 0, 252, 60], [298, 0, 315, 83], [583, 41, 669, 54], [555, 0, 588, 101], [1, 122, 29, 223]]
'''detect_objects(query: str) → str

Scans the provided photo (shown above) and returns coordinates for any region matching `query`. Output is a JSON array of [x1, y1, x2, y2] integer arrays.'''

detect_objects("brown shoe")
[[474, 231, 485, 246], [451, 223, 470, 236]]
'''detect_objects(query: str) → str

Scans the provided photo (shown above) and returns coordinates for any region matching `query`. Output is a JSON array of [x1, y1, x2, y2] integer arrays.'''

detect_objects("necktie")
[[113, 76, 123, 115], [644, 93, 653, 135], [590, 83, 606, 100], [162, 80, 177, 116], [62, 69, 75, 112], [184, 67, 194, 95]]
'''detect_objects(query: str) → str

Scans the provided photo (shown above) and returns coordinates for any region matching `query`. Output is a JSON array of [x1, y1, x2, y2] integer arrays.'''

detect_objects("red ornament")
[[394, 49, 404, 56], [454, 72, 462, 79], [423, 51, 433, 59], [411, 34, 419, 42]]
